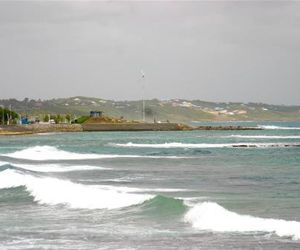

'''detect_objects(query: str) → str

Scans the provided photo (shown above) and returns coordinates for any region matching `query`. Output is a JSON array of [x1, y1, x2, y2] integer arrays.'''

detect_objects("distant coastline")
[[1, 96, 300, 124]]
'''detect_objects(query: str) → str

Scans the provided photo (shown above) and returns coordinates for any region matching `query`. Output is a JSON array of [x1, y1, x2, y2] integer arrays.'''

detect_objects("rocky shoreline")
[[194, 125, 262, 130], [0, 123, 264, 135]]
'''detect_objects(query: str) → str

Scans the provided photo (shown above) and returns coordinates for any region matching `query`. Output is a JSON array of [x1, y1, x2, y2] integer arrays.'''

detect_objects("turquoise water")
[[0, 122, 300, 249]]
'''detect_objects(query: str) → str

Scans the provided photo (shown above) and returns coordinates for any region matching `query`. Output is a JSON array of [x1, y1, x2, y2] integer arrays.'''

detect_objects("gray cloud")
[[0, 1, 299, 105]]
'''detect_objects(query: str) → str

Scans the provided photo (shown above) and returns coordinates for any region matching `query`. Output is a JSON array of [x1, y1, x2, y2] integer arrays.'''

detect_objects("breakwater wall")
[[0, 125, 33, 135], [0, 123, 263, 135], [82, 123, 184, 131], [0, 124, 82, 135], [25, 124, 83, 132]]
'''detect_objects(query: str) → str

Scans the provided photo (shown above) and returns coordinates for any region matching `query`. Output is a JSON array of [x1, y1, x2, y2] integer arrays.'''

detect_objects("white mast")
[[8, 105, 11, 125], [141, 70, 145, 122]]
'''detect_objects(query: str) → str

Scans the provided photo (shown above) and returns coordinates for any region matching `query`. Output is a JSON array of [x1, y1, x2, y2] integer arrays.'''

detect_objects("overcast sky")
[[0, 1, 299, 105]]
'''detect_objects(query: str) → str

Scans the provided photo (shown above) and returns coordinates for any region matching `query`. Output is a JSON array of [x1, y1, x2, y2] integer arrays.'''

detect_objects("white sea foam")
[[226, 135, 300, 139], [2, 146, 104, 161], [258, 125, 300, 130], [11, 163, 107, 172], [36, 132, 62, 136], [0, 161, 8, 166], [114, 142, 300, 148], [94, 185, 188, 193], [0, 169, 153, 209], [184, 202, 300, 240], [2, 146, 185, 161]]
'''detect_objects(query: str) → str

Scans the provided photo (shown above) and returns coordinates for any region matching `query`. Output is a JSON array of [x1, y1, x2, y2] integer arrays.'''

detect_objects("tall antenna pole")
[[141, 70, 145, 122], [10, 105, 12, 122], [8, 105, 11, 125]]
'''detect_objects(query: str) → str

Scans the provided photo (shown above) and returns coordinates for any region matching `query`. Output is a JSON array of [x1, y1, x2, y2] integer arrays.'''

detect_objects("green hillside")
[[0, 97, 300, 123]]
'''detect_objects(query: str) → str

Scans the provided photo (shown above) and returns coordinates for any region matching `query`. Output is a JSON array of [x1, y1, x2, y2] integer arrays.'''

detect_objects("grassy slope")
[[0, 96, 300, 123]]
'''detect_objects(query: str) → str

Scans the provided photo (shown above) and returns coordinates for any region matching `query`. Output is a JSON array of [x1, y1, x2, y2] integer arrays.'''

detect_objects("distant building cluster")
[[158, 99, 249, 116], [90, 111, 103, 118]]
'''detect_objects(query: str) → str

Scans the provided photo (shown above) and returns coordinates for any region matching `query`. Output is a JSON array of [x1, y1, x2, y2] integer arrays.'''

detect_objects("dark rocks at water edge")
[[194, 126, 262, 131]]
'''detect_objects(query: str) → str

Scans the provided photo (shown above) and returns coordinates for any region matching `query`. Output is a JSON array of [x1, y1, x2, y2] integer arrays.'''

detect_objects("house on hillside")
[[90, 111, 103, 118]]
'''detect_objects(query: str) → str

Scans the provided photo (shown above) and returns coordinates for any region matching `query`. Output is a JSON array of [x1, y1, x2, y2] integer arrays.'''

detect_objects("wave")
[[10, 163, 107, 172], [0, 169, 153, 209], [0, 161, 8, 166], [2, 146, 105, 161], [1, 170, 299, 241], [226, 135, 300, 139], [2, 146, 186, 161], [258, 125, 300, 130], [184, 202, 300, 240], [114, 142, 300, 149], [140, 195, 187, 217], [91, 185, 188, 194]]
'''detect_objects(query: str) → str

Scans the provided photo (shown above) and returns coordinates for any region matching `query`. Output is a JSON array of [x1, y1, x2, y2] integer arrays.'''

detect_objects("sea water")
[[0, 121, 300, 249]]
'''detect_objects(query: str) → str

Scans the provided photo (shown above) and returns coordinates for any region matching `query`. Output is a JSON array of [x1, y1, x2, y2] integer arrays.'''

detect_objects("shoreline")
[[0, 123, 262, 136], [0, 131, 35, 136]]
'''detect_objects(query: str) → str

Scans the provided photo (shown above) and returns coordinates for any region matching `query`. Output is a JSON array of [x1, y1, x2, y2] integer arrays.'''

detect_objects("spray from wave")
[[184, 202, 300, 240], [0, 169, 153, 209]]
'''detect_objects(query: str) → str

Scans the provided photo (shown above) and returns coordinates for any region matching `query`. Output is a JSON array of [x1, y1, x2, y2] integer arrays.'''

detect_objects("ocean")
[[0, 121, 300, 249]]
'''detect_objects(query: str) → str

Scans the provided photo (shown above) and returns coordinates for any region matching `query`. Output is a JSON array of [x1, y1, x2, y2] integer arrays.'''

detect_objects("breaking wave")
[[2, 146, 184, 161], [9, 163, 107, 172], [2, 146, 105, 161], [226, 135, 300, 139], [114, 142, 300, 148], [1, 168, 299, 240], [184, 202, 300, 240], [0, 161, 8, 167], [0, 169, 153, 209], [258, 125, 300, 130]]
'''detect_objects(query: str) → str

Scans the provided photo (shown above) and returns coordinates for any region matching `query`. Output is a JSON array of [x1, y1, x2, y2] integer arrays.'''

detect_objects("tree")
[[54, 114, 62, 124], [43, 115, 49, 123], [65, 114, 71, 124], [49, 114, 63, 124], [0, 107, 19, 125]]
